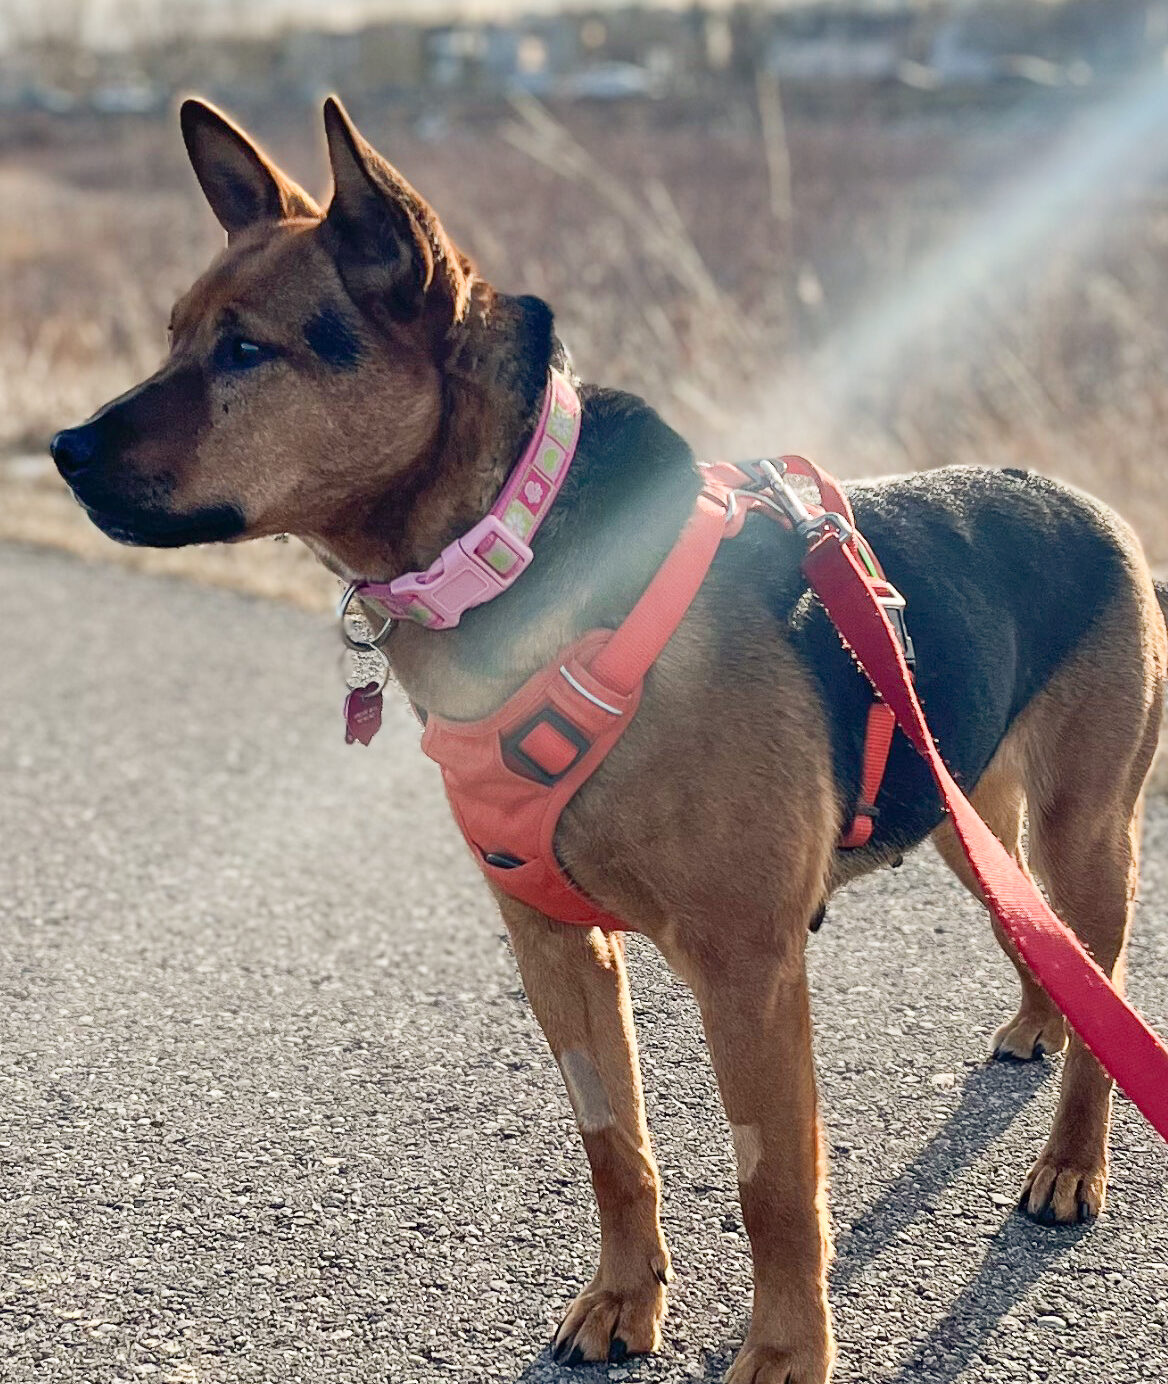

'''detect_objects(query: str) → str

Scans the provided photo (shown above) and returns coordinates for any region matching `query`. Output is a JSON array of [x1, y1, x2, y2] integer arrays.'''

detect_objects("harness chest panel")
[[421, 628, 640, 931]]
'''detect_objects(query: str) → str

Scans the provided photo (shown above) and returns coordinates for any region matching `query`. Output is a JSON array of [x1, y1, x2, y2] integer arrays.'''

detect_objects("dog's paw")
[[551, 1267, 669, 1366], [1020, 1149, 1107, 1226], [991, 1007, 1067, 1062], [726, 1339, 834, 1384]]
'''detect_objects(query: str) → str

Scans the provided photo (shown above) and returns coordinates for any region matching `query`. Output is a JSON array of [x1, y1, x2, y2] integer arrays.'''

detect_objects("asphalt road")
[[1, 542, 1166, 1384]]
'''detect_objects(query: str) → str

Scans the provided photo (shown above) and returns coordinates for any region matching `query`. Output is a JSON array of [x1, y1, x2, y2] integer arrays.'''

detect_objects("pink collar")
[[352, 369, 581, 630]]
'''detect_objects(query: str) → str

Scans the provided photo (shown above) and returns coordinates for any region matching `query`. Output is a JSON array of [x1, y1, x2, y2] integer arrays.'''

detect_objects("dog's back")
[[768, 466, 1161, 864]]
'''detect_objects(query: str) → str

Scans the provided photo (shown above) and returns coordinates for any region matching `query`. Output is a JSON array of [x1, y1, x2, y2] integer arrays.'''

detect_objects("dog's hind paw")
[[1020, 1151, 1107, 1226], [551, 1268, 668, 1365], [991, 1008, 1067, 1062]]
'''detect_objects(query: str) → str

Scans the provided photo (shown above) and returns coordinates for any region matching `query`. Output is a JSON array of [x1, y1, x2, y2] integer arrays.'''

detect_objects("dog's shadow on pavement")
[[513, 1062, 1085, 1383], [830, 1060, 1089, 1384], [831, 1060, 1053, 1290]]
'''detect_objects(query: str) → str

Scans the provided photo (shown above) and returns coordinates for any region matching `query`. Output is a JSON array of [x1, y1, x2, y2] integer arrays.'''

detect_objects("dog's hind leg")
[[499, 901, 671, 1364], [1019, 797, 1144, 1224], [931, 761, 1067, 1061], [1015, 581, 1165, 1224]]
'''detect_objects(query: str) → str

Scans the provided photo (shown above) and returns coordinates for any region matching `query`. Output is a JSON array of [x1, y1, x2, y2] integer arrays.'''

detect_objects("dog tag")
[[344, 682, 383, 746]]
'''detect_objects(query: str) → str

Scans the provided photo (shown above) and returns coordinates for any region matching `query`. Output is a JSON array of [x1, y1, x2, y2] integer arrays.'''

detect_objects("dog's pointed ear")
[[180, 98, 319, 237], [322, 95, 469, 327]]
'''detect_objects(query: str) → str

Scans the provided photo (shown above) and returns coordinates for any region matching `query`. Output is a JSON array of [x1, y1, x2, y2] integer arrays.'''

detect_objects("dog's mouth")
[[79, 497, 247, 549]]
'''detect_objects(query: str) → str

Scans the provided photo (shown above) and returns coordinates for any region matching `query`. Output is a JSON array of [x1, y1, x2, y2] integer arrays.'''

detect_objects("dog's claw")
[[991, 1009, 1067, 1063], [1020, 1153, 1106, 1226], [549, 1276, 667, 1365], [1021, 1191, 1097, 1228]]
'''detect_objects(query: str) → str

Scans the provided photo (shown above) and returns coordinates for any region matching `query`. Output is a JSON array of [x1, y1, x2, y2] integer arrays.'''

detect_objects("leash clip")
[[757, 459, 855, 546]]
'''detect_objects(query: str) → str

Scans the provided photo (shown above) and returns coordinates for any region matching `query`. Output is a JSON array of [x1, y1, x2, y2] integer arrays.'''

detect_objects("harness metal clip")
[[756, 459, 855, 546]]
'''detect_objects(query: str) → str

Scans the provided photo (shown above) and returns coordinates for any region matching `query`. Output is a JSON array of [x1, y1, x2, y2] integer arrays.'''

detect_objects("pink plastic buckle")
[[383, 515, 533, 630]]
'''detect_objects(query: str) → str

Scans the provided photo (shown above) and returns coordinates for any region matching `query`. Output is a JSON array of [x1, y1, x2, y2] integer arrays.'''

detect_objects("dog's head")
[[50, 99, 498, 562]]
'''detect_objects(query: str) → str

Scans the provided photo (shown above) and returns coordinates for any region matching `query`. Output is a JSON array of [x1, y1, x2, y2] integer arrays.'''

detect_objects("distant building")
[[765, 10, 919, 83]]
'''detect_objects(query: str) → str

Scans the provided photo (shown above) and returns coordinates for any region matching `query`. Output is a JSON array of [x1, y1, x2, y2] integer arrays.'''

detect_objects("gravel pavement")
[[1, 542, 1166, 1384]]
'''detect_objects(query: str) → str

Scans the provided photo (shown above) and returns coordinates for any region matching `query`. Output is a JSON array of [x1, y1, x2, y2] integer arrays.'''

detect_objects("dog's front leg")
[[668, 927, 834, 1384], [500, 901, 671, 1364]]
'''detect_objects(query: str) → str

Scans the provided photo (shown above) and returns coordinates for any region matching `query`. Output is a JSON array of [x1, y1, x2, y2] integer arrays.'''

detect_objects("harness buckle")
[[870, 579, 916, 672]]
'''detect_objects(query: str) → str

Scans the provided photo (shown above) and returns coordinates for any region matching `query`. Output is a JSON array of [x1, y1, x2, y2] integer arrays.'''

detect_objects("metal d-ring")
[[337, 582, 394, 651]]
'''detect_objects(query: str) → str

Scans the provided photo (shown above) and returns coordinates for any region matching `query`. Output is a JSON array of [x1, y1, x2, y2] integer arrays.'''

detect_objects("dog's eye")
[[216, 337, 275, 372]]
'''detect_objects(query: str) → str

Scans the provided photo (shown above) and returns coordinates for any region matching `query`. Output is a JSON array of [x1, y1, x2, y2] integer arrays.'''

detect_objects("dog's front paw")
[[991, 1006, 1067, 1061], [551, 1261, 670, 1366], [1020, 1147, 1107, 1225], [726, 1338, 834, 1384]]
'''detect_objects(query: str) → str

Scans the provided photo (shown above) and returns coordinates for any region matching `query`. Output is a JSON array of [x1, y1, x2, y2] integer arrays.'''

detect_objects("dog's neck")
[[307, 291, 550, 576], [311, 291, 701, 720]]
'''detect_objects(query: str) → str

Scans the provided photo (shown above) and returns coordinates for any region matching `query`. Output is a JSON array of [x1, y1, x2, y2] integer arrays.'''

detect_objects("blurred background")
[[2, 0, 1168, 609]]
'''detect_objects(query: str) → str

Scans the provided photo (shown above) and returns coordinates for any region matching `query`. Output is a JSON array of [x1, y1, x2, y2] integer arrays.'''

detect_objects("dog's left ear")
[[322, 96, 470, 328]]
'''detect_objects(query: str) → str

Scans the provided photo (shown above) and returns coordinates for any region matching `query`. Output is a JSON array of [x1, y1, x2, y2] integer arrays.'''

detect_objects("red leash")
[[791, 477, 1168, 1144]]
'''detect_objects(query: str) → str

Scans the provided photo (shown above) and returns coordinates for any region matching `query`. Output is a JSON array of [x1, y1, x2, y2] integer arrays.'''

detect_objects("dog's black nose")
[[50, 425, 98, 480]]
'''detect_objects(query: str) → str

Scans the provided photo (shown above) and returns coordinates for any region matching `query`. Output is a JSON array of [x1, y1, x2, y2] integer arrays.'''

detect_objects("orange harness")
[[419, 457, 909, 931]]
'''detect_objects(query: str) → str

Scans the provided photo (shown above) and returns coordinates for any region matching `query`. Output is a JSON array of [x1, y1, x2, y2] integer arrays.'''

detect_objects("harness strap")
[[803, 528, 1168, 1143], [838, 703, 897, 849], [589, 489, 732, 696]]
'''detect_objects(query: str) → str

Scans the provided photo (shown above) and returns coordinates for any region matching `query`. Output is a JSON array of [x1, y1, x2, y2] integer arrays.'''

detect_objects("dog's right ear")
[[180, 98, 319, 237], [322, 96, 470, 329]]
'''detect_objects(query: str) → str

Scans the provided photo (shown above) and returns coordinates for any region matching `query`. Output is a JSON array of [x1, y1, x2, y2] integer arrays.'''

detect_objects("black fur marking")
[[786, 468, 1124, 856], [514, 295, 558, 401], [304, 308, 363, 370], [54, 365, 244, 549], [82, 501, 247, 549]]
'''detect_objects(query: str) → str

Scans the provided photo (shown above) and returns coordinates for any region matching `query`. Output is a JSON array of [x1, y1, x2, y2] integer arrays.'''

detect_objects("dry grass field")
[[2, 87, 1167, 676]]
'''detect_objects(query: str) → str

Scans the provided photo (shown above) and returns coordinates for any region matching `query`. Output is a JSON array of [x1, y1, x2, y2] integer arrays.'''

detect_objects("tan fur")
[[59, 100, 1168, 1383], [163, 227, 445, 542], [501, 911, 671, 1359]]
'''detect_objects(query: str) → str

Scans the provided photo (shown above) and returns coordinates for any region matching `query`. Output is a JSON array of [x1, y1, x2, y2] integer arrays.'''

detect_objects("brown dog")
[[50, 99, 1168, 1383]]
